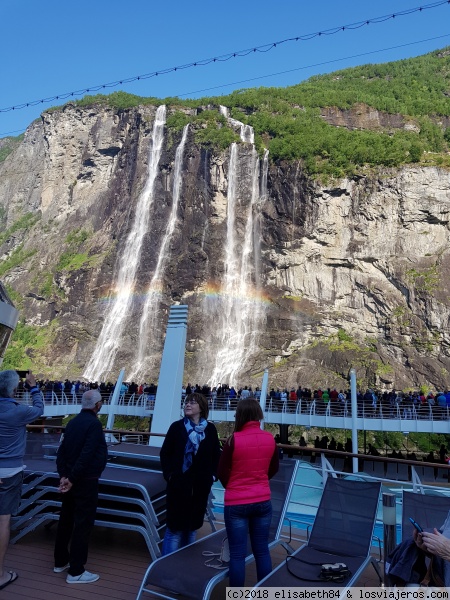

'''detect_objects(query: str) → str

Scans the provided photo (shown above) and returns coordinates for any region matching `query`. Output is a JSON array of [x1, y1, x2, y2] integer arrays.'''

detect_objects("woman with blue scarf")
[[160, 392, 221, 555]]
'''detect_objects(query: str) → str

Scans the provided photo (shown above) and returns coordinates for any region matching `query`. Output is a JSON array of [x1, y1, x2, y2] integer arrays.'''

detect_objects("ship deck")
[[2, 522, 380, 600], [5, 438, 430, 599]]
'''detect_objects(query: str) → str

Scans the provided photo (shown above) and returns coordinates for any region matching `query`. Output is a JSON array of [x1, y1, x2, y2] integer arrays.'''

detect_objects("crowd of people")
[[1, 367, 280, 589], [18, 377, 450, 408], [3, 366, 450, 590], [18, 378, 450, 423]]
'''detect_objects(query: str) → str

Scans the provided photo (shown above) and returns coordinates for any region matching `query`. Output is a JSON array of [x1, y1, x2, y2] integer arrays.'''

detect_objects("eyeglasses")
[[184, 399, 198, 405]]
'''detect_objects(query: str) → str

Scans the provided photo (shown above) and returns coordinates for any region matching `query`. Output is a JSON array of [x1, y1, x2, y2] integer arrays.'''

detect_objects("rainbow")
[[96, 283, 165, 305], [193, 283, 273, 306], [94, 283, 308, 309]]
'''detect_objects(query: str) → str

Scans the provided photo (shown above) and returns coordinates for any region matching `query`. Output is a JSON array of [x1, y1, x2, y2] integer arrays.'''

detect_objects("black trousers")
[[54, 478, 99, 576]]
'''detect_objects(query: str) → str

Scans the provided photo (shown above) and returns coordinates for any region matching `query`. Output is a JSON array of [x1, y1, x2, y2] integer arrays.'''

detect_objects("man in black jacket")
[[53, 389, 107, 584]]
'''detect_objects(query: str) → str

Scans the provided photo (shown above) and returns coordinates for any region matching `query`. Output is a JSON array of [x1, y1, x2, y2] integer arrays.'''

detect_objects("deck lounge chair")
[[372, 460, 386, 478], [384, 490, 450, 586], [411, 465, 436, 483], [255, 478, 382, 589], [436, 467, 449, 482], [11, 459, 167, 559], [386, 462, 410, 481], [401, 491, 450, 539], [136, 459, 298, 600]]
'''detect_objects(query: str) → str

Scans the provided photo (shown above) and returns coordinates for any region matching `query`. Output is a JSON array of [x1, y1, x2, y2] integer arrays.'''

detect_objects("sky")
[[1, 0, 450, 137]]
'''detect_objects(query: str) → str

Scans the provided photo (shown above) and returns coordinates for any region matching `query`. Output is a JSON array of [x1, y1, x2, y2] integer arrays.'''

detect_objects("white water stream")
[[254, 149, 269, 283], [207, 108, 268, 386], [85, 104, 268, 385], [83, 105, 166, 381], [129, 124, 189, 380]]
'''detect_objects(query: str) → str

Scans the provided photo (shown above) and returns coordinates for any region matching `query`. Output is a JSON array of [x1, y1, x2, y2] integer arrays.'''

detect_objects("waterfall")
[[260, 149, 269, 202], [207, 108, 267, 386], [239, 124, 254, 144], [219, 105, 254, 144], [129, 124, 189, 380], [254, 149, 269, 282], [242, 147, 263, 355], [83, 105, 166, 382]]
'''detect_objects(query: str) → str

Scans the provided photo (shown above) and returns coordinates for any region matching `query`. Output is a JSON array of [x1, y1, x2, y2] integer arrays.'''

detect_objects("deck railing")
[[14, 390, 450, 422]]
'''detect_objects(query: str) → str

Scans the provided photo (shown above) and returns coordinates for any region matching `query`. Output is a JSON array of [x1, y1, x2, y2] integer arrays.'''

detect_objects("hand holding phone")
[[409, 517, 423, 533]]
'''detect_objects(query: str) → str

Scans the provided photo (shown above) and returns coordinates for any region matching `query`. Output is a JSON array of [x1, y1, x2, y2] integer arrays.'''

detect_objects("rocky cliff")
[[1, 102, 450, 391]]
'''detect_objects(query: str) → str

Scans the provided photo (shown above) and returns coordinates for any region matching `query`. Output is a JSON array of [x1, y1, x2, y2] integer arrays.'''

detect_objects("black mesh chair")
[[136, 459, 298, 600], [401, 491, 450, 539], [384, 490, 450, 586], [255, 477, 382, 589]]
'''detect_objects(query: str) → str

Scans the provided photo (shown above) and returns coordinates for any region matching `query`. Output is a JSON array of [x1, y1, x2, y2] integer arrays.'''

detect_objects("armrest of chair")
[[372, 534, 382, 562], [284, 517, 312, 545]]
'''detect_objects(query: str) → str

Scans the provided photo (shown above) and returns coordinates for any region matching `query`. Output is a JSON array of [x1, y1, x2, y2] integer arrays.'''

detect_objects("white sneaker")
[[53, 564, 69, 573], [66, 571, 99, 584]]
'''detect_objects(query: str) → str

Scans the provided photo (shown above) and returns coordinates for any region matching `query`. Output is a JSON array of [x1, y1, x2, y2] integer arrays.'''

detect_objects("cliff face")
[[1, 103, 450, 391]]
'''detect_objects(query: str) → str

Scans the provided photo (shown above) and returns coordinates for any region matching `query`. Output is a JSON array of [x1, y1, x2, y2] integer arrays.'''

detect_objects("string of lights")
[[0, 0, 448, 116], [175, 33, 450, 98], [1, 31, 449, 139]]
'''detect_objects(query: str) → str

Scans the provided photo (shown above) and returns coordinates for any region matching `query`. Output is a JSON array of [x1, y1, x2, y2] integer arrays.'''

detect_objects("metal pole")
[[382, 492, 397, 585], [105, 367, 125, 442], [150, 305, 188, 447], [260, 369, 269, 430], [350, 368, 358, 473]]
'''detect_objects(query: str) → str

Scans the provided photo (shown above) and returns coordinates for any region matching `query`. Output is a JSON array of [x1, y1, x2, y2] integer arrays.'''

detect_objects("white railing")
[[14, 391, 450, 433]]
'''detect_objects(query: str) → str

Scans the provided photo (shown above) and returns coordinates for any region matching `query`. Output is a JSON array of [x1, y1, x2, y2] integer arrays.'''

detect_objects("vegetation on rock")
[[0, 212, 40, 247], [0, 134, 24, 163], [0, 246, 36, 278], [65, 47, 450, 176], [2, 319, 59, 373]]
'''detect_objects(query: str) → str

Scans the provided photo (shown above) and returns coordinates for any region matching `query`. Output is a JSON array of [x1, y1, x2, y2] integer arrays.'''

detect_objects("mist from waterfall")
[[207, 108, 267, 386], [129, 125, 189, 380], [83, 105, 166, 382]]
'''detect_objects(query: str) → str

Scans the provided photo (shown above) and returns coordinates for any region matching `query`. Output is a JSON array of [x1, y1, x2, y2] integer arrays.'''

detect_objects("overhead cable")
[[0, 0, 449, 114], [1, 32, 449, 138], [176, 33, 450, 97]]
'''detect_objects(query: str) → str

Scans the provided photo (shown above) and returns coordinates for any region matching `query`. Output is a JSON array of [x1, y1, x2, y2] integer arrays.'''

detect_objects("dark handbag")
[[285, 555, 351, 583], [421, 556, 445, 588]]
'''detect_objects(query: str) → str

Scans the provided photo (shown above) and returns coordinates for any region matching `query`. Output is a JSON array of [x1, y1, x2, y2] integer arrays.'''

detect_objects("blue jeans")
[[224, 500, 272, 586], [162, 527, 196, 555]]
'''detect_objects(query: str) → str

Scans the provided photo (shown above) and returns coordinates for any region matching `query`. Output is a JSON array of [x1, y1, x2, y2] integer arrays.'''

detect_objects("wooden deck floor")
[[2, 522, 382, 600], [2, 524, 151, 600]]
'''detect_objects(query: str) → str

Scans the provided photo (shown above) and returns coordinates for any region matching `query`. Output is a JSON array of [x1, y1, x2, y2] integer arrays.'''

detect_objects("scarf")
[[182, 416, 207, 473]]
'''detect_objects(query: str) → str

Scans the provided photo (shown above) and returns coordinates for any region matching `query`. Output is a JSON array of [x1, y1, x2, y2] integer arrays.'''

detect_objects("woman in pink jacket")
[[218, 398, 279, 586]]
